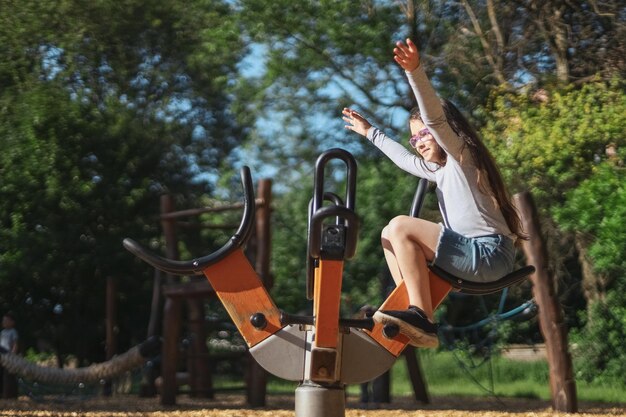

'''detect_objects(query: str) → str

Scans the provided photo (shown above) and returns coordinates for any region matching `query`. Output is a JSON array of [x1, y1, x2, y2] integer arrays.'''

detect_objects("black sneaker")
[[373, 305, 439, 348]]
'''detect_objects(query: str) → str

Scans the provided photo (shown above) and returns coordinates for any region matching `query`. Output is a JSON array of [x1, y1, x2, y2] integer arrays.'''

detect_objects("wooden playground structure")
[[146, 179, 273, 406]]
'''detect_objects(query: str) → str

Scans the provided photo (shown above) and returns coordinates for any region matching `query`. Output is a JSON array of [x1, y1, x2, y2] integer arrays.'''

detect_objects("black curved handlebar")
[[308, 148, 359, 260], [311, 148, 357, 214], [410, 178, 429, 218], [305, 149, 359, 300], [123, 166, 256, 276]]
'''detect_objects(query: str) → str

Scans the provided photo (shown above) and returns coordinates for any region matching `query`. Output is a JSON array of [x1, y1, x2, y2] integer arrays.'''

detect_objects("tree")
[[440, 0, 625, 89], [0, 85, 176, 361], [481, 79, 625, 297], [0, 0, 246, 362], [233, 0, 625, 185], [481, 78, 626, 379], [554, 161, 626, 383]]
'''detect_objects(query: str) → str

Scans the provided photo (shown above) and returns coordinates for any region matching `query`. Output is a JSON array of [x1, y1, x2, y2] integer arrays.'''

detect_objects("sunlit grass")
[[388, 350, 625, 404], [253, 349, 626, 404]]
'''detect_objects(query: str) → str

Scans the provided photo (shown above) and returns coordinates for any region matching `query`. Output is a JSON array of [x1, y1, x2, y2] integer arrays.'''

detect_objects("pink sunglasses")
[[409, 128, 432, 147]]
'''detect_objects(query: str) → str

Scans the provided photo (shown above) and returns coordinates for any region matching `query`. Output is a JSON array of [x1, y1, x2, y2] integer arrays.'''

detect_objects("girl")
[[342, 39, 525, 348]]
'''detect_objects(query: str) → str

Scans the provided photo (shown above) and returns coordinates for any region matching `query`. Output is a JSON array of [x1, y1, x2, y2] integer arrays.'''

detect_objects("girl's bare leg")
[[381, 225, 403, 286], [381, 216, 441, 319]]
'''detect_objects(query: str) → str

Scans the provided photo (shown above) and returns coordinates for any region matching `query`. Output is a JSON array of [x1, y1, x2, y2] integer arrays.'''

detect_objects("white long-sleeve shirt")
[[366, 65, 513, 239]]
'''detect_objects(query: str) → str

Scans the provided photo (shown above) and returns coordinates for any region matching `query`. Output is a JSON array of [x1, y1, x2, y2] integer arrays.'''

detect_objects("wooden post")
[[255, 179, 272, 290], [105, 276, 118, 360], [103, 276, 118, 396], [138, 196, 172, 398], [146, 270, 162, 339], [369, 278, 430, 405], [160, 195, 179, 285], [246, 179, 272, 407], [403, 347, 430, 404], [139, 195, 179, 399], [187, 299, 212, 398], [513, 191, 577, 413], [1, 370, 18, 399], [159, 196, 185, 406], [138, 269, 161, 398], [370, 372, 391, 403], [161, 296, 182, 405]]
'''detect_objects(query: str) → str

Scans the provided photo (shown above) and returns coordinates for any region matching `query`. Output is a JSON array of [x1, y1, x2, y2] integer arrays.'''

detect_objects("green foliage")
[[0, 82, 188, 360], [554, 162, 626, 277], [234, 0, 626, 189], [267, 167, 313, 314], [482, 79, 625, 202], [233, 0, 409, 180], [0, 0, 245, 362], [572, 291, 626, 384]]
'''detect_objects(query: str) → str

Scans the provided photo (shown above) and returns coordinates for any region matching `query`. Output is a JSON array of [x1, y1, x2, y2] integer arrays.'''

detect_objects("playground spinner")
[[124, 148, 534, 417]]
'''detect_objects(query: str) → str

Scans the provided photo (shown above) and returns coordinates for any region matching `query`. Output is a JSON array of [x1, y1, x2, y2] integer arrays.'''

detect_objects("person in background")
[[0, 311, 19, 398]]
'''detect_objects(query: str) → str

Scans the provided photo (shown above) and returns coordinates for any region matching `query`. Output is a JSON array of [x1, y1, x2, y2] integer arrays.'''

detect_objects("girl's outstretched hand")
[[342, 108, 372, 137], [394, 38, 420, 71]]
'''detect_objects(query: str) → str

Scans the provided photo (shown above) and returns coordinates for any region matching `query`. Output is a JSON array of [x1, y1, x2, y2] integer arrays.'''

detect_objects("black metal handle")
[[311, 148, 357, 214], [308, 149, 358, 260], [123, 167, 255, 275], [305, 149, 359, 299], [409, 178, 429, 218]]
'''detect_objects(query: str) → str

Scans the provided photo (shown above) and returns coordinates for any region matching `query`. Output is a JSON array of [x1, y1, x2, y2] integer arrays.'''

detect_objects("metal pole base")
[[295, 382, 345, 417]]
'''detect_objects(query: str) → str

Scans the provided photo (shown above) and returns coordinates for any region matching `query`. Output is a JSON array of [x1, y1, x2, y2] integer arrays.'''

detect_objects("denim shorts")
[[431, 226, 515, 283]]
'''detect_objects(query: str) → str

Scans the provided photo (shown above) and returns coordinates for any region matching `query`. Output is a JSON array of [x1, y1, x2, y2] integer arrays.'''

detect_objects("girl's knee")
[[387, 215, 411, 238], [387, 216, 434, 249]]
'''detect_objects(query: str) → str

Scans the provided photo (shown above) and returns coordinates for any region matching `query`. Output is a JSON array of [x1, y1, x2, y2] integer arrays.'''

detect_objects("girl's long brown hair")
[[410, 101, 527, 241]]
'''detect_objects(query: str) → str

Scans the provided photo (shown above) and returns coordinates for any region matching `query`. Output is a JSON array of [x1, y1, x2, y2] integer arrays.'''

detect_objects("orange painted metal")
[[202, 249, 282, 348], [366, 272, 452, 357], [313, 259, 344, 348], [429, 272, 452, 310]]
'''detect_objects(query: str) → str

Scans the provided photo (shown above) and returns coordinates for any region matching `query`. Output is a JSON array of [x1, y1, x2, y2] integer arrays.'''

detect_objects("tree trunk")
[[514, 191, 577, 413]]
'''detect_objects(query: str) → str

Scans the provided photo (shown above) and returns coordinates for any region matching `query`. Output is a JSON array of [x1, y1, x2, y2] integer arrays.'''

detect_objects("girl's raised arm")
[[394, 39, 464, 160]]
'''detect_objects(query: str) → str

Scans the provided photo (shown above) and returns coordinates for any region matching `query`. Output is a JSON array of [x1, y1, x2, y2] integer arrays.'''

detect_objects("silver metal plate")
[[249, 325, 308, 381], [339, 329, 396, 384]]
